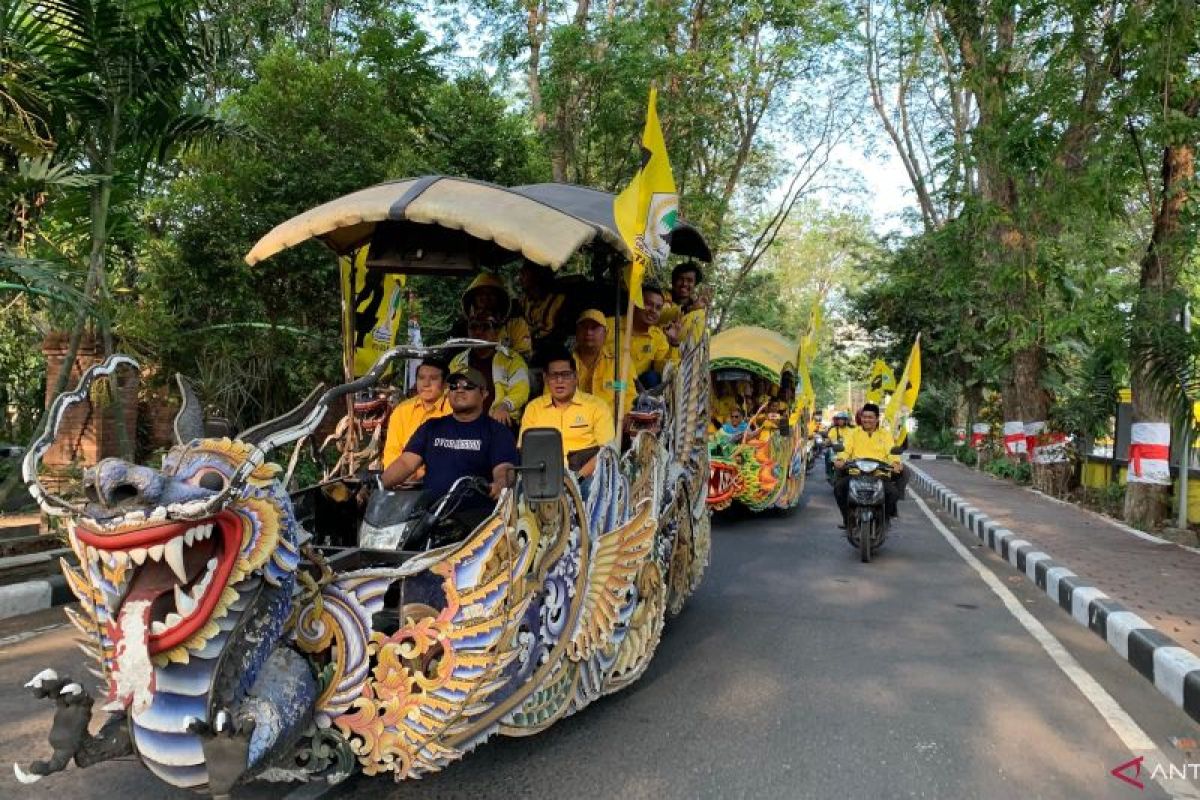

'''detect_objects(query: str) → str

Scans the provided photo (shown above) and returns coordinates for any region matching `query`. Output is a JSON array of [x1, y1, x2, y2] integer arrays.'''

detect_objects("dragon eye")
[[195, 470, 228, 493]]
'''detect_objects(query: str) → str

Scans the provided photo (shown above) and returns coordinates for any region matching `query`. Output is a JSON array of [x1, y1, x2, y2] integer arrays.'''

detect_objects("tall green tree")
[[1122, 0, 1200, 526]]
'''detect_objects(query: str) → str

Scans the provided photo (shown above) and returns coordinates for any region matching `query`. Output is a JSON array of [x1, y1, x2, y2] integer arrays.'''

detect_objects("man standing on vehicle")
[[667, 261, 706, 316], [381, 367, 518, 506], [832, 403, 904, 526], [382, 358, 452, 476], [659, 263, 706, 356], [608, 284, 673, 389], [520, 347, 615, 481]]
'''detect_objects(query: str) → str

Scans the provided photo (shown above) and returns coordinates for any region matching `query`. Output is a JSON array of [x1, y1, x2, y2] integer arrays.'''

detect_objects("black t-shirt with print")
[[404, 413, 518, 500]]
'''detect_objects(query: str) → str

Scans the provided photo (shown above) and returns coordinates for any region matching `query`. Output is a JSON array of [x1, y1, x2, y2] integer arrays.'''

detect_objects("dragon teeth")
[[130, 548, 148, 565], [174, 585, 197, 617], [150, 620, 168, 635], [147, 544, 164, 562], [164, 537, 187, 583]]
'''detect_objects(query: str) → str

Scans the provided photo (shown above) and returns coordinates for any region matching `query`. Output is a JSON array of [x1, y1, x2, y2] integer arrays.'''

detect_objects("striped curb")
[[0, 574, 70, 621], [905, 453, 954, 460], [908, 461, 1200, 726]]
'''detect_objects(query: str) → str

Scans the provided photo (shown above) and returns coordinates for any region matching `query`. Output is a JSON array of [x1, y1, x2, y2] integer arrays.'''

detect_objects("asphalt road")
[[2, 477, 1199, 799]]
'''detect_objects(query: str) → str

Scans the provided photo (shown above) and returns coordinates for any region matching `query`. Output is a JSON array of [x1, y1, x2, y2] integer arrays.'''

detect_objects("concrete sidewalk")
[[914, 458, 1200, 653], [909, 457, 1200, 724]]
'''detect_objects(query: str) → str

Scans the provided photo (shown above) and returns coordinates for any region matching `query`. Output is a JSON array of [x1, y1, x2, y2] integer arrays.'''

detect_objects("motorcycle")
[[831, 443, 902, 562], [806, 432, 824, 474], [358, 474, 496, 552]]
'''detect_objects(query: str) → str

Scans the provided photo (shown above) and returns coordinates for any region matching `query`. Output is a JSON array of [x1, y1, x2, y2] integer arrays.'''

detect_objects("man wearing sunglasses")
[[381, 367, 518, 509]]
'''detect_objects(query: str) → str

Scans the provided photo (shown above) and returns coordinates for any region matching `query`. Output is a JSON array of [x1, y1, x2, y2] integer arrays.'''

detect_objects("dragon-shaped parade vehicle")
[[706, 326, 807, 512], [14, 177, 713, 797]]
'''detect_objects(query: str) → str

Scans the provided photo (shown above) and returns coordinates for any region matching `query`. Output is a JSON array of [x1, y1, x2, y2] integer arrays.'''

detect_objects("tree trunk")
[[1124, 136, 1196, 528]]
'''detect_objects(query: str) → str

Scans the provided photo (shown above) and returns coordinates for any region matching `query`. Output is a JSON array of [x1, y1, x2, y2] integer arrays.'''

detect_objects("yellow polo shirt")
[[604, 318, 671, 377], [840, 426, 900, 465], [573, 349, 633, 414], [519, 390, 616, 457], [382, 395, 451, 468]]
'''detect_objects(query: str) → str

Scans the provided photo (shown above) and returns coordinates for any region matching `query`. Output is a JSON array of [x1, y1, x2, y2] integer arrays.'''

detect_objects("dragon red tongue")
[[107, 565, 176, 714]]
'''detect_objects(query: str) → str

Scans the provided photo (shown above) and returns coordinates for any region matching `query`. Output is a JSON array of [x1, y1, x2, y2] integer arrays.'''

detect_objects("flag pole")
[[611, 265, 621, 426], [615, 260, 640, 436]]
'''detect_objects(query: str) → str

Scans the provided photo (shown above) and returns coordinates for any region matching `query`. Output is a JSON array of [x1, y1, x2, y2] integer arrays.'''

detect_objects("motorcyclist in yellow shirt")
[[832, 403, 904, 527]]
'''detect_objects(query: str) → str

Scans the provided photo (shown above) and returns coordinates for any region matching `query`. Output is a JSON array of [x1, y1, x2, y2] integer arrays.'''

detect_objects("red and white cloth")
[[1128, 422, 1171, 485], [1003, 421, 1027, 456], [971, 423, 989, 448], [1025, 421, 1068, 464]]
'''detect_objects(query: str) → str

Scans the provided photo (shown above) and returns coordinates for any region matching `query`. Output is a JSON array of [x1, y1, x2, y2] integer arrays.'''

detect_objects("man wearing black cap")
[[382, 367, 518, 505]]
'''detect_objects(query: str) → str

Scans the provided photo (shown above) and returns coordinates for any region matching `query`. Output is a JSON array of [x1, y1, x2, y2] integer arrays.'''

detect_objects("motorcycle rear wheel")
[[858, 517, 872, 563]]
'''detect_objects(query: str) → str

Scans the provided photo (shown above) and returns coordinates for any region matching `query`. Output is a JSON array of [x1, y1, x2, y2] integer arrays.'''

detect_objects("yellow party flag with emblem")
[[884, 336, 921, 443], [613, 86, 678, 308], [865, 359, 897, 403], [340, 250, 407, 377]]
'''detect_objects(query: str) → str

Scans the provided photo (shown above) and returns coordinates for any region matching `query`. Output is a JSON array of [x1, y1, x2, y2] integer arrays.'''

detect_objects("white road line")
[[0, 623, 65, 650], [910, 489, 1200, 799]]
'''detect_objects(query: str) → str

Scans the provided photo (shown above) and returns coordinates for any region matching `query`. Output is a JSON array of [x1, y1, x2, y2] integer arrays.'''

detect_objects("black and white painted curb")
[[0, 574, 70, 621], [906, 453, 954, 460], [908, 462, 1200, 726]]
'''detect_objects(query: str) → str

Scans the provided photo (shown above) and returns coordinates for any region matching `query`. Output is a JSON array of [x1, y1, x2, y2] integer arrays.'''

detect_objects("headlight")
[[849, 477, 884, 504]]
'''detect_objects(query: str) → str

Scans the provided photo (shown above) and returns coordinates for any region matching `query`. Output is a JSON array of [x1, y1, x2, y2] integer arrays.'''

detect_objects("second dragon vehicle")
[[705, 326, 807, 513]]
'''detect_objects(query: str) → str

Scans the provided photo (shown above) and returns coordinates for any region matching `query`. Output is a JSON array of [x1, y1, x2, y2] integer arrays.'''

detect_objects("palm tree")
[[0, 0, 228, 504]]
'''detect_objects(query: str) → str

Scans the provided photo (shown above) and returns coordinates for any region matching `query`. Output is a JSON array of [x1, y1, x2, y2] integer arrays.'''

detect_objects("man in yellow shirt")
[[825, 411, 853, 445], [573, 308, 634, 417], [607, 284, 672, 389], [832, 403, 904, 525], [382, 359, 452, 475], [520, 347, 616, 480]]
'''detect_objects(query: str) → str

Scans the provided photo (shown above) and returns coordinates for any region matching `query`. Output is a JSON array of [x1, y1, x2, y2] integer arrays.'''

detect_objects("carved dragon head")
[[19, 359, 332, 713]]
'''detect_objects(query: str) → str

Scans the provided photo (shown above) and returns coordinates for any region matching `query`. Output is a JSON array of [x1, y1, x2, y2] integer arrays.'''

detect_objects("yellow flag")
[[340, 250, 406, 377], [884, 336, 921, 442], [865, 359, 897, 403], [797, 356, 816, 414], [613, 86, 678, 308]]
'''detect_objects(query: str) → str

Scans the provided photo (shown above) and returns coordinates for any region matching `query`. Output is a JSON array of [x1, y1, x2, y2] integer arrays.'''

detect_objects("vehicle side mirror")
[[890, 446, 903, 455], [519, 428, 564, 501], [831, 442, 845, 453]]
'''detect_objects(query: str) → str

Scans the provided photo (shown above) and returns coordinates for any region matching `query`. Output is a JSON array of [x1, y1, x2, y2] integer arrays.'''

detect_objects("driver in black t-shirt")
[[381, 367, 519, 505]]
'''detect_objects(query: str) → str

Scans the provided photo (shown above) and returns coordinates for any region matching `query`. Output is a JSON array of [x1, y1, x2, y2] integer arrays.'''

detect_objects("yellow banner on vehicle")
[[884, 335, 921, 444], [340, 249, 406, 378], [613, 86, 678, 309], [865, 359, 896, 403]]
